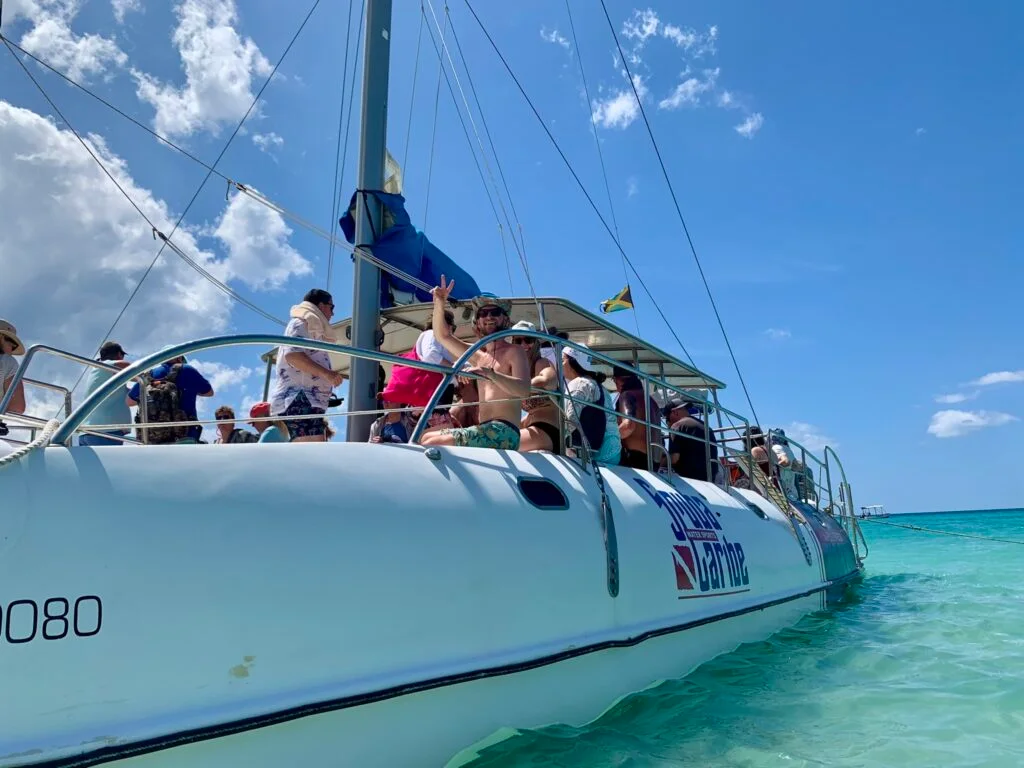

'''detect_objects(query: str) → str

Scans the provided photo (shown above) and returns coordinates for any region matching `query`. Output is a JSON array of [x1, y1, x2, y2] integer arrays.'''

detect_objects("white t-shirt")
[[0, 354, 19, 401], [414, 330, 454, 365], [565, 377, 621, 465]]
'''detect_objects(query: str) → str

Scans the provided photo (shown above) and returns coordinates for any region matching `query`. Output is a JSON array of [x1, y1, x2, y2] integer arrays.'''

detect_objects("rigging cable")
[[332, 0, 366, 278], [563, 0, 638, 336], [0, 34, 434, 301], [401, 3, 426, 173], [425, 0, 544, 307], [326, 0, 359, 293], [597, 0, 760, 427], [421, 7, 516, 295], [2, 0, 319, 402], [422, 5, 449, 228], [461, 0, 699, 370]]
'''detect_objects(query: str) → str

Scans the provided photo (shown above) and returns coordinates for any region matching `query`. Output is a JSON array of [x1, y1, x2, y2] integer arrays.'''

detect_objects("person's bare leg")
[[292, 434, 326, 443], [518, 425, 553, 452], [420, 431, 456, 446]]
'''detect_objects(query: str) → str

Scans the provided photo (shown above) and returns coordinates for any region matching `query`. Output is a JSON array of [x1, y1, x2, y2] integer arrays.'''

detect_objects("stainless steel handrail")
[[0, 345, 120, 415], [52, 334, 474, 445]]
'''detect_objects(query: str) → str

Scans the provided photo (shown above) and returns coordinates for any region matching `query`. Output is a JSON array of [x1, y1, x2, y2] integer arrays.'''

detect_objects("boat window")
[[517, 477, 569, 510]]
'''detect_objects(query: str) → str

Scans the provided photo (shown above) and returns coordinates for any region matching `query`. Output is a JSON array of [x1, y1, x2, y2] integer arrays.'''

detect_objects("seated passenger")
[[509, 321, 561, 453], [663, 396, 718, 482], [369, 406, 416, 443], [248, 402, 291, 443], [213, 405, 258, 444], [612, 365, 663, 470], [380, 310, 458, 409], [419, 279, 529, 450], [561, 344, 620, 465]]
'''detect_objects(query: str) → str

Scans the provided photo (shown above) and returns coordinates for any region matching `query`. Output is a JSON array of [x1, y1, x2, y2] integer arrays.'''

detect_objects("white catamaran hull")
[[0, 442, 858, 767]]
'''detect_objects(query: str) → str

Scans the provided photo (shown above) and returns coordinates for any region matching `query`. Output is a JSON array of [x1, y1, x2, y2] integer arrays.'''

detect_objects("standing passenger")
[[80, 341, 132, 446], [271, 289, 344, 443], [0, 320, 25, 415]]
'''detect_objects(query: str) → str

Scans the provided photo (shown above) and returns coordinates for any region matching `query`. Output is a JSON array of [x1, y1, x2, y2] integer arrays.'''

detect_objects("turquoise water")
[[465, 510, 1024, 767]]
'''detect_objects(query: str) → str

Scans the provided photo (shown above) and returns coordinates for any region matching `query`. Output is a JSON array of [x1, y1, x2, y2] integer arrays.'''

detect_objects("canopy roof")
[[288, 296, 727, 392]]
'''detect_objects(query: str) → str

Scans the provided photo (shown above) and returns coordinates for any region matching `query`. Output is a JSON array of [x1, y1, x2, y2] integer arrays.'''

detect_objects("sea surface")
[[463, 509, 1024, 767]]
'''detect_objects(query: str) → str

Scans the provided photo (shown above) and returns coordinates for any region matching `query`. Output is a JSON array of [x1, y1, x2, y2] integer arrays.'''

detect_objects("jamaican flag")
[[600, 285, 634, 314]]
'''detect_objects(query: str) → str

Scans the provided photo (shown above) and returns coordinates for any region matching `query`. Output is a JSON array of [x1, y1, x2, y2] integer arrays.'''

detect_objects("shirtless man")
[[419, 277, 530, 450]]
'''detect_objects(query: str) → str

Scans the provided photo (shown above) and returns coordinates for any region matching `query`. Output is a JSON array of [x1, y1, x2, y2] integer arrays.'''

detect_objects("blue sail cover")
[[339, 191, 481, 308]]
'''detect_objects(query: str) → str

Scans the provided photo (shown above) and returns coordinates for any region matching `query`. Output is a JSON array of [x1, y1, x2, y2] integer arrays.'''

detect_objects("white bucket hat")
[[0, 320, 25, 355], [562, 343, 594, 372]]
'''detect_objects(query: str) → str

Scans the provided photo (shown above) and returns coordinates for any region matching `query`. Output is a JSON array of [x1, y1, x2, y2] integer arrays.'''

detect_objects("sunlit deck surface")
[[262, 297, 726, 393]]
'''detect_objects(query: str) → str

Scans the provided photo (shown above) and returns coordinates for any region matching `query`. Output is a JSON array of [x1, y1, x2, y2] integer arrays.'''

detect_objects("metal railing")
[[12, 329, 862, 558]]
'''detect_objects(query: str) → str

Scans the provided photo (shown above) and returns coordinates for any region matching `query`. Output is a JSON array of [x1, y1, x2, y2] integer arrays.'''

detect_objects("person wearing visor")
[[421, 278, 529, 450]]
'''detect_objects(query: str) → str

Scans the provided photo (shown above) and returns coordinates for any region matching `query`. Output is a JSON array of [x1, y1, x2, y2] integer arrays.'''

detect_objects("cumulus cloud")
[[735, 112, 764, 138], [540, 26, 570, 50], [661, 22, 718, 57], [133, 0, 272, 138], [969, 370, 1024, 386], [9, 0, 127, 82], [764, 328, 791, 341], [214, 189, 312, 291], [784, 422, 836, 452], [927, 409, 1017, 438], [190, 360, 255, 391], [658, 67, 719, 110], [0, 101, 307, 419], [592, 74, 648, 129], [252, 131, 283, 153]]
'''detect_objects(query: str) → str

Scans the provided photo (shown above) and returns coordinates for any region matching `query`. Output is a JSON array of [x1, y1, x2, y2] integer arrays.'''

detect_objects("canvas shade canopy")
[[258, 297, 726, 397]]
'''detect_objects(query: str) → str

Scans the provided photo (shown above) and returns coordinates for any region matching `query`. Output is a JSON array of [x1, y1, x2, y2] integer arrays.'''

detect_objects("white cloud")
[[621, 8, 660, 45], [717, 90, 737, 108], [190, 360, 255, 392], [213, 188, 312, 291], [658, 67, 719, 110], [626, 176, 638, 198], [735, 112, 764, 138], [927, 409, 1017, 438], [11, 0, 127, 82], [915, 127, 926, 136], [0, 101, 306, 421], [784, 422, 836, 452], [764, 328, 791, 341], [540, 26, 570, 51], [133, 0, 272, 138], [111, 0, 140, 23], [934, 392, 978, 404], [592, 74, 648, 129], [970, 370, 1024, 386], [661, 23, 718, 57], [252, 131, 283, 152]]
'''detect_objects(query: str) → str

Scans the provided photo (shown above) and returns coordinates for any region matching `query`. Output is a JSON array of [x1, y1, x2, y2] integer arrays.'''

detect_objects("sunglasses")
[[475, 307, 505, 319]]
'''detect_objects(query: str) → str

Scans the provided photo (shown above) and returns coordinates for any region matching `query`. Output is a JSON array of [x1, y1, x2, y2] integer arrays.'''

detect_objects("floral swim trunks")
[[442, 418, 521, 450]]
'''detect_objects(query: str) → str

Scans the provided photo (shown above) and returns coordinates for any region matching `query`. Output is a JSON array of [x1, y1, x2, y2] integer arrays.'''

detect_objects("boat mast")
[[347, 0, 394, 442]]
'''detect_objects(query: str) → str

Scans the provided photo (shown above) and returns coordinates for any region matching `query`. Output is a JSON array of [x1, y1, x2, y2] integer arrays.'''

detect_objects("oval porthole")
[[517, 478, 569, 510]]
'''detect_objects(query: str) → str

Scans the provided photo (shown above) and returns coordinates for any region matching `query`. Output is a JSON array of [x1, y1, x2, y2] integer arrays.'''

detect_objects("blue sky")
[[1, 0, 1021, 512]]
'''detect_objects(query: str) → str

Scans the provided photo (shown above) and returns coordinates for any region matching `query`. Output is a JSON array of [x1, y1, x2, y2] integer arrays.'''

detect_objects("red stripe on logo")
[[673, 545, 695, 590]]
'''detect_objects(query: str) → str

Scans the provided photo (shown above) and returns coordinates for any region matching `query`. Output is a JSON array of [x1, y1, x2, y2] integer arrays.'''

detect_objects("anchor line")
[[859, 518, 1024, 546]]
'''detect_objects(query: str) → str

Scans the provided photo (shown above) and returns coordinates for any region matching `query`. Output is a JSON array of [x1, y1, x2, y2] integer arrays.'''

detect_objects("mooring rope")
[[860, 517, 1024, 546]]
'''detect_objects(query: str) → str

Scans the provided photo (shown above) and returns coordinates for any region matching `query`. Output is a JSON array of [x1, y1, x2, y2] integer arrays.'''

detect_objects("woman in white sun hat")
[[560, 342, 620, 465], [0, 320, 26, 415]]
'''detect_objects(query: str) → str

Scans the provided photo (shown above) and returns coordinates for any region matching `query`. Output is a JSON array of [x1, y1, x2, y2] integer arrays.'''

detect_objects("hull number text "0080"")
[[0, 595, 102, 645]]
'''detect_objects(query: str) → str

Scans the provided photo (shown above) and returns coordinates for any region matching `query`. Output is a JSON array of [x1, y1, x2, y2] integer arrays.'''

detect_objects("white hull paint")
[[0, 443, 858, 767]]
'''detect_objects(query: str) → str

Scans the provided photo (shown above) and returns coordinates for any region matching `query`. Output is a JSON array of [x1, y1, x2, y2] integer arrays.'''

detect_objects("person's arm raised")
[[431, 275, 473, 363]]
